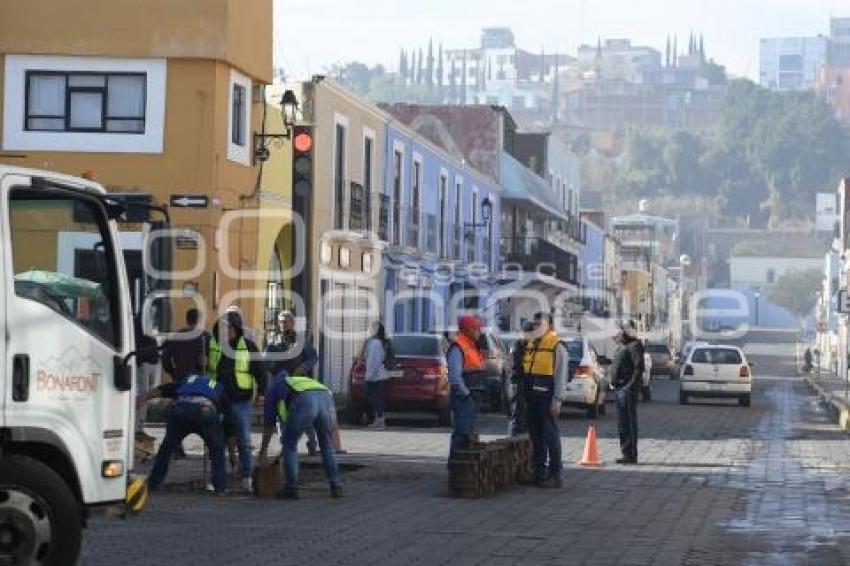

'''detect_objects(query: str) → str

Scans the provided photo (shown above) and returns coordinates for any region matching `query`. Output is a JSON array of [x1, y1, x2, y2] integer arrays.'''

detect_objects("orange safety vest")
[[454, 333, 485, 371]]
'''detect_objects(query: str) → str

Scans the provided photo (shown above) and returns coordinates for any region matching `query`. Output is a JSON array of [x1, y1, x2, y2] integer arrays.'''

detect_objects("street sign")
[[839, 290, 850, 314], [170, 194, 209, 209]]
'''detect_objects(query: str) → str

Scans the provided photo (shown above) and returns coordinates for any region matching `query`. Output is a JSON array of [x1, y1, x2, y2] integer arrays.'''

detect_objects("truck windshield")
[[9, 190, 121, 348]]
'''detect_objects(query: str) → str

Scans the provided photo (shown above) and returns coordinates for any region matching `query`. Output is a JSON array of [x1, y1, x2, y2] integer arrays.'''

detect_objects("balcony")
[[501, 237, 578, 286]]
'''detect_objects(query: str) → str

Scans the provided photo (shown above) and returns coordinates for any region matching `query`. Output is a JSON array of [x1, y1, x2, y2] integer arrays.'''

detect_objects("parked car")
[[563, 337, 608, 419], [679, 345, 752, 407], [349, 334, 451, 426], [646, 343, 675, 377]]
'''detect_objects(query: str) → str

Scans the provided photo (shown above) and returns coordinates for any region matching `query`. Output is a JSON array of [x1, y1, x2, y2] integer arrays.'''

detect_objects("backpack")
[[382, 339, 398, 370]]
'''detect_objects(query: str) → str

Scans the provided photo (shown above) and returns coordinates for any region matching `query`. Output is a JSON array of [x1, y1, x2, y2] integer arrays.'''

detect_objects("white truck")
[[0, 166, 145, 564]]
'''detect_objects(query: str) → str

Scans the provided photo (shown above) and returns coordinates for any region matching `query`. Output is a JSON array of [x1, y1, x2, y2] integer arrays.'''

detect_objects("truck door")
[[2, 177, 132, 504]]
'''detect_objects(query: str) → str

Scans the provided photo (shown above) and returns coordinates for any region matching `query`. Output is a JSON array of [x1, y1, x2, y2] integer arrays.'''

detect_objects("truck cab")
[[0, 166, 141, 564]]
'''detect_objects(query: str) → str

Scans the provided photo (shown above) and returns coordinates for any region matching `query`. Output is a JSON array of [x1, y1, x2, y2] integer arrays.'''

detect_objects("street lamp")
[[465, 197, 493, 229], [754, 292, 761, 327], [254, 89, 299, 163]]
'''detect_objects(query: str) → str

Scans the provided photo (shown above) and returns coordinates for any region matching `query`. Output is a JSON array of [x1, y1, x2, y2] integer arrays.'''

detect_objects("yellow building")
[[0, 0, 273, 331]]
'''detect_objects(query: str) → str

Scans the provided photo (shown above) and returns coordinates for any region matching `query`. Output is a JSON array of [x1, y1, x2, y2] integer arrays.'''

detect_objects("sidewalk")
[[803, 369, 850, 431]]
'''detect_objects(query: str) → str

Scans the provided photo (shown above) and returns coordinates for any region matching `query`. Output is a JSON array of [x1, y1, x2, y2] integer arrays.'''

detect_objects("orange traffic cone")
[[578, 426, 602, 467]]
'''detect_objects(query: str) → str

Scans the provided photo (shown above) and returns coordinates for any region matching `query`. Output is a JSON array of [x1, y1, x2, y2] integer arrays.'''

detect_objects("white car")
[[563, 337, 608, 419], [679, 345, 752, 407]]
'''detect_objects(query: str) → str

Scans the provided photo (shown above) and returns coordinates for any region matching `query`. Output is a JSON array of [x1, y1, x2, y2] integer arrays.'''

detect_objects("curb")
[[804, 375, 850, 432]]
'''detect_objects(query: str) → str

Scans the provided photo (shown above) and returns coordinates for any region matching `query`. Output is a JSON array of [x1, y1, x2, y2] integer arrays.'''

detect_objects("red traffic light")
[[294, 131, 313, 153]]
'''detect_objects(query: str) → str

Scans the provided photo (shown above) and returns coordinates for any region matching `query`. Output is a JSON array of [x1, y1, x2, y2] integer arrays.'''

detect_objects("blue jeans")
[[449, 389, 479, 460], [228, 400, 254, 479], [616, 389, 638, 461], [526, 396, 562, 480], [148, 402, 226, 492], [281, 392, 340, 491]]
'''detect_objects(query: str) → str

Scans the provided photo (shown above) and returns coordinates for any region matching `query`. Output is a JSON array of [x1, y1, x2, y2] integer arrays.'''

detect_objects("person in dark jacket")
[[608, 320, 644, 465], [215, 310, 268, 492], [161, 308, 208, 384]]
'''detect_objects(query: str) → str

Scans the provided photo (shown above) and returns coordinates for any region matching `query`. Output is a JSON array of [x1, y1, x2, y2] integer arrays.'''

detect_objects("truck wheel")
[[0, 455, 81, 565]]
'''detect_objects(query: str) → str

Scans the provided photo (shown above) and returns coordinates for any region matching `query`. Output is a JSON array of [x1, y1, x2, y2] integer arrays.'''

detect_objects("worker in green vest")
[[258, 372, 342, 499], [212, 310, 268, 492]]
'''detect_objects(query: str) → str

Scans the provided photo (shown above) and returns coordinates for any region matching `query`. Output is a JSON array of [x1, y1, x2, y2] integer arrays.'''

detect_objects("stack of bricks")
[[448, 434, 533, 498]]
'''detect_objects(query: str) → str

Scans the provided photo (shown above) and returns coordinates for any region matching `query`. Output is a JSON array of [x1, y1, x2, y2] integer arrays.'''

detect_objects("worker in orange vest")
[[446, 315, 487, 461]]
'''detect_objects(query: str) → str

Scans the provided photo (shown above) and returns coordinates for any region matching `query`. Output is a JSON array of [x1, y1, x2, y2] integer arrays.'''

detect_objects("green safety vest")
[[276, 375, 330, 423], [234, 337, 254, 392], [207, 337, 222, 381]]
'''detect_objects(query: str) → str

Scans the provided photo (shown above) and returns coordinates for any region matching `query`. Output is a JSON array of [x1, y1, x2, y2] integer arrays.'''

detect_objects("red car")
[[349, 334, 451, 426]]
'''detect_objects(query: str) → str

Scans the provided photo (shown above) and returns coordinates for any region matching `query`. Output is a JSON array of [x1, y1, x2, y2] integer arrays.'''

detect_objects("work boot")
[[330, 484, 343, 498], [275, 488, 299, 500]]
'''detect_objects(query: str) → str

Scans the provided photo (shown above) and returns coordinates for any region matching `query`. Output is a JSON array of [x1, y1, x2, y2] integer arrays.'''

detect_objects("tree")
[[768, 268, 822, 320]]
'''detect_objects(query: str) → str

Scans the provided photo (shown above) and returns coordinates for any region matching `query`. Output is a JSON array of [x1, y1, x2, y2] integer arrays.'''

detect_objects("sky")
[[275, 0, 849, 81]]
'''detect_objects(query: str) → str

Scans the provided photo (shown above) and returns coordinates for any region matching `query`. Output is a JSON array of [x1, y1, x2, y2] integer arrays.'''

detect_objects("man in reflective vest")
[[522, 312, 567, 488], [146, 374, 229, 495], [447, 315, 487, 462], [213, 311, 268, 492], [258, 372, 342, 499]]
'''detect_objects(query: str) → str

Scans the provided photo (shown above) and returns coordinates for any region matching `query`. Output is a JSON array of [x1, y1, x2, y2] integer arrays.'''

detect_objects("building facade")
[[0, 0, 273, 331], [760, 36, 828, 91]]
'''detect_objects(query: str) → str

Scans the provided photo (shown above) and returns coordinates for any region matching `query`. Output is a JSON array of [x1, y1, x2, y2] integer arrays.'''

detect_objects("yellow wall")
[[0, 0, 272, 82]]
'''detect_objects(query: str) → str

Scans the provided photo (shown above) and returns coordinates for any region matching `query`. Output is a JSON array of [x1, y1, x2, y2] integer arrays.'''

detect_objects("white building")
[[760, 36, 829, 91]]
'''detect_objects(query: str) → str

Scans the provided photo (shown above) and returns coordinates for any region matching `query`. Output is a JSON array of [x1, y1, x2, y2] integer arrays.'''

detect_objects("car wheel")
[[641, 385, 652, 402], [679, 391, 688, 405], [739, 395, 751, 408]]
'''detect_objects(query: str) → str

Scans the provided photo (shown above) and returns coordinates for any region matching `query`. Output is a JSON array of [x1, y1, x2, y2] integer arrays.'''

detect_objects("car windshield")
[[691, 348, 743, 365], [392, 335, 442, 357], [565, 340, 584, 360]]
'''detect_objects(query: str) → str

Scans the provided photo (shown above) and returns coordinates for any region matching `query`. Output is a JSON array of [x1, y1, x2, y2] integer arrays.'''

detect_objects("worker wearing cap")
[[446, 315, 487, 461], [258, 372, 342, 499], [522, 312, 567, 488], [609, 320, 644, 464]]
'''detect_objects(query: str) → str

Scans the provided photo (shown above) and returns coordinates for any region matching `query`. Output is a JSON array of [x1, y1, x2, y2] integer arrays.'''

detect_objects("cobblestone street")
[[80, 352, 850, 565]]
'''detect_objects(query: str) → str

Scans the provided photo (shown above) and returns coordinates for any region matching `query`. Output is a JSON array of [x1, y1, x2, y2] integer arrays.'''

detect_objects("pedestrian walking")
[[447, 315, 487, 462], [609, 320, 644, 465], [162, 308, 208, 384], [508, 320, 534, 436], [258, 373, 342, 499], [145, 374, 229, 495], [363, 322, 390, 428], [521, 312, 567, 488], [265, 310, 321, 454], [213, 310, 268, 492]]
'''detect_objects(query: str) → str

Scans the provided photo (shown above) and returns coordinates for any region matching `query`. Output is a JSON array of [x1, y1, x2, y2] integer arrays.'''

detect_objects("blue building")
[[381, 120, 501, 334]]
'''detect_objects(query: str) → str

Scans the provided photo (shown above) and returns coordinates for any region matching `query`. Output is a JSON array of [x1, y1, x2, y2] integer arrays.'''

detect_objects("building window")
[[364, 137, 373, 231], [410, 159, 422, 246], [392, 150, 403, 245], [454, 180, 463, 259], [439, 173, 448, 258], [231, 83, 246, 146], [334, 123, 346, 230], [25, 71, 146, 133]]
